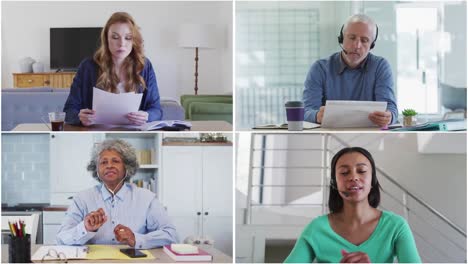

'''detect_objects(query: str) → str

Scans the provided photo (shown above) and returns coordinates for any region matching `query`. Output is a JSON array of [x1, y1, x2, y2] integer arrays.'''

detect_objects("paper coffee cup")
[[285, 101, 304, 131]]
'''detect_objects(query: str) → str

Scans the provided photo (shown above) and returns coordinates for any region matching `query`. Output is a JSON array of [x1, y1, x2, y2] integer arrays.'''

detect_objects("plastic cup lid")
[[285, 101, 304, 107]]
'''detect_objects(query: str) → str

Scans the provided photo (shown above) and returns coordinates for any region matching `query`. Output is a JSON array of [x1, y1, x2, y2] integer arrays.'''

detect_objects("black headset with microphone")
[[330, 176, 377, 198], [330, 178, 350, 197], [338, 24, 379, 51]]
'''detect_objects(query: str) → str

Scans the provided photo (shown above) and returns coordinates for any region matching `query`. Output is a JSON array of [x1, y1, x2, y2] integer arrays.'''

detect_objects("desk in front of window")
[[1, 244, 232, 263]]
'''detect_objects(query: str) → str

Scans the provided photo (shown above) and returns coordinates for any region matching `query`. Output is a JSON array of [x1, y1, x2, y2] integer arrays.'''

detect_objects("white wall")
[[1, 1, 233, 99]]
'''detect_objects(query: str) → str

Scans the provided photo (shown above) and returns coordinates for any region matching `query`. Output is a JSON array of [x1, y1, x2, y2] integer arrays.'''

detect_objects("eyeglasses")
[[41, 248, 68, 263]]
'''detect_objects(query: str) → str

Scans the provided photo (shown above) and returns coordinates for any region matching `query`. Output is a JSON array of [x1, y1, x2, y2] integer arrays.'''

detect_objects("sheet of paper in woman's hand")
[[92, 87, 143, 125]]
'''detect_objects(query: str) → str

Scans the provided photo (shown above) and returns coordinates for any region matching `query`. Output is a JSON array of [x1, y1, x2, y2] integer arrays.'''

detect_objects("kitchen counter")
[[43, 206, 68, 211], [2, 203, 50, 212]]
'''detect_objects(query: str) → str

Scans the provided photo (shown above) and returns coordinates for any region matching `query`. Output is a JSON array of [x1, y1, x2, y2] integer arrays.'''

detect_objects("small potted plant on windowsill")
[[402, 109, 418, 127]]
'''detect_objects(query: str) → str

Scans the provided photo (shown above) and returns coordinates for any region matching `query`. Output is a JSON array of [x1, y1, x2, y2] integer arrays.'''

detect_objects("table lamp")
[[178, 24, 216, 95]]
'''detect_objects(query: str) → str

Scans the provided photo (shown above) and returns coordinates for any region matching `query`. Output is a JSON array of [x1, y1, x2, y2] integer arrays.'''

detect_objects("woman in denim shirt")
[[64, 12, 162, 126]]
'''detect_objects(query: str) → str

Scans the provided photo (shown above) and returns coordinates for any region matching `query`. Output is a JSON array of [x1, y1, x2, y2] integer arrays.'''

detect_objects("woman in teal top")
[[285, 147, 421, 263]]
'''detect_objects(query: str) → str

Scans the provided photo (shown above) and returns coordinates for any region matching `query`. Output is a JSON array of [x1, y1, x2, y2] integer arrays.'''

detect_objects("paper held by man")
[[92, 87, 143, 125], [321, 100, 387, 128]]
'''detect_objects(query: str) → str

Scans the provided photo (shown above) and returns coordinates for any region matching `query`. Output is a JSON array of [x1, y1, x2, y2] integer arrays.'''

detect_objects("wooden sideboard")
[[13, 72, 76, 88]]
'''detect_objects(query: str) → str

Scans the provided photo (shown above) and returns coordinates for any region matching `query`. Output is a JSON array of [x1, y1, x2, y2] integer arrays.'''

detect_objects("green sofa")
[[180, 95, 233, 124]]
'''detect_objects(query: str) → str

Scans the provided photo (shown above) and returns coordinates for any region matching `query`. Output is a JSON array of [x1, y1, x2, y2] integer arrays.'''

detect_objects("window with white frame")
[[236, 7, 320, 128]]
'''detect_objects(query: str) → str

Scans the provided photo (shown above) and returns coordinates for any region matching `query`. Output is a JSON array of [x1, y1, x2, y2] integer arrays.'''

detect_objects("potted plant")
[[402, 109, 418, 127]]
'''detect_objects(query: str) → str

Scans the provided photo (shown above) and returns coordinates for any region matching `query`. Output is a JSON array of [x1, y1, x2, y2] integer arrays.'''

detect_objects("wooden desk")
[[2, 244, 232, 263], [12, 121, 233, 132]]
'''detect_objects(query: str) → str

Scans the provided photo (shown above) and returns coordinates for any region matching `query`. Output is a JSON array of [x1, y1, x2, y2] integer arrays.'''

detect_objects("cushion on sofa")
[[161, 100, 185, 120], [188, 102, 233, 124], [180, 95, 233, 119]]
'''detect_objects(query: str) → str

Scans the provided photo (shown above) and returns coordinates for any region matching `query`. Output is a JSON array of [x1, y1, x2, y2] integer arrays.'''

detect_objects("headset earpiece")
[[337, 25, 344, 44], [370, 25, 378, 49], [330, 178, 336, 188]]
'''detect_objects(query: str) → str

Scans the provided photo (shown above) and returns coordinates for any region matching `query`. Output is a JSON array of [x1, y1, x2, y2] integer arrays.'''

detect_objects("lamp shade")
[[178, 24, 216, 49]]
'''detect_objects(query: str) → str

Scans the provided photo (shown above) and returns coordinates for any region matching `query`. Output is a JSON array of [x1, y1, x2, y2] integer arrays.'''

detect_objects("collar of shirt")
[[337, 52, 370, 75], [99, 182, 131, 202]]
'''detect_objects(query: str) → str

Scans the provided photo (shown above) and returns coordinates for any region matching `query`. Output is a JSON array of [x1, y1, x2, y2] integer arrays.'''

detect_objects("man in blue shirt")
[[303, 14, 398, 127]]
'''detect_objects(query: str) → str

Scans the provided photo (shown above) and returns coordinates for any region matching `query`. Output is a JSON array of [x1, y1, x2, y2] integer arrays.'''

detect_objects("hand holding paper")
[[79, 109, 96, 126], [92, 87, 143, 125], [316, 106, 325, 123], [321, 100, 387, 128], [127, 111, 149, 125], [368, 111, 392, 127]]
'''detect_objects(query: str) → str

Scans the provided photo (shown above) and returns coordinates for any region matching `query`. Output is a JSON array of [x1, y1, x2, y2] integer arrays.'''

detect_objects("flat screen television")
[[50, 27, 102, 71]]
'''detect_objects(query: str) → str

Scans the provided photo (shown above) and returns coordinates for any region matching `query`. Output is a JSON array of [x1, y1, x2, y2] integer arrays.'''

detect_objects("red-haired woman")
[[64, 12, 162, 126]]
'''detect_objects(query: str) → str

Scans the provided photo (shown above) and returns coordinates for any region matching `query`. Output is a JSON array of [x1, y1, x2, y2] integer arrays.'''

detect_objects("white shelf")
[[139, 164, 159, 169]]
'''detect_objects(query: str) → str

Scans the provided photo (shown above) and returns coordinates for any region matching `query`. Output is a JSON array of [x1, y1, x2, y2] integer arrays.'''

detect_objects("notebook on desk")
[[253, 121, 321, 130], [31, 245, 88, 260], [122, 120, 192, 131], [31, 245, 154, 260], [390, 119, 466, 131]]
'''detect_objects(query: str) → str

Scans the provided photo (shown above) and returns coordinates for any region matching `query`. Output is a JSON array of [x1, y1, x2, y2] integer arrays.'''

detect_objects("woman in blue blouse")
[[57, 139, 178, 249], [63, 12, 162, 126]]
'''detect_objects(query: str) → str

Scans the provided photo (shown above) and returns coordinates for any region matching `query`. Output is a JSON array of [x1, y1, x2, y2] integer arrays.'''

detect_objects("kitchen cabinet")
[[49, 133, 101, 205], [160, 145, 232, 256], [42, 210, 66, 244]]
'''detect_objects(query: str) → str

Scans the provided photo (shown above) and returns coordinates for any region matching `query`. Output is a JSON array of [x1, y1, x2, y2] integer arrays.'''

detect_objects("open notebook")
[[32, 246, 88, 260], [122, 120, 192, 131], [253, 121, 320, 130]]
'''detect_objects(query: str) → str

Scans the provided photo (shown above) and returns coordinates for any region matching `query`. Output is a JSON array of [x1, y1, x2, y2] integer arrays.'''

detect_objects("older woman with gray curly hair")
[[56, 139, 178, 249]]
